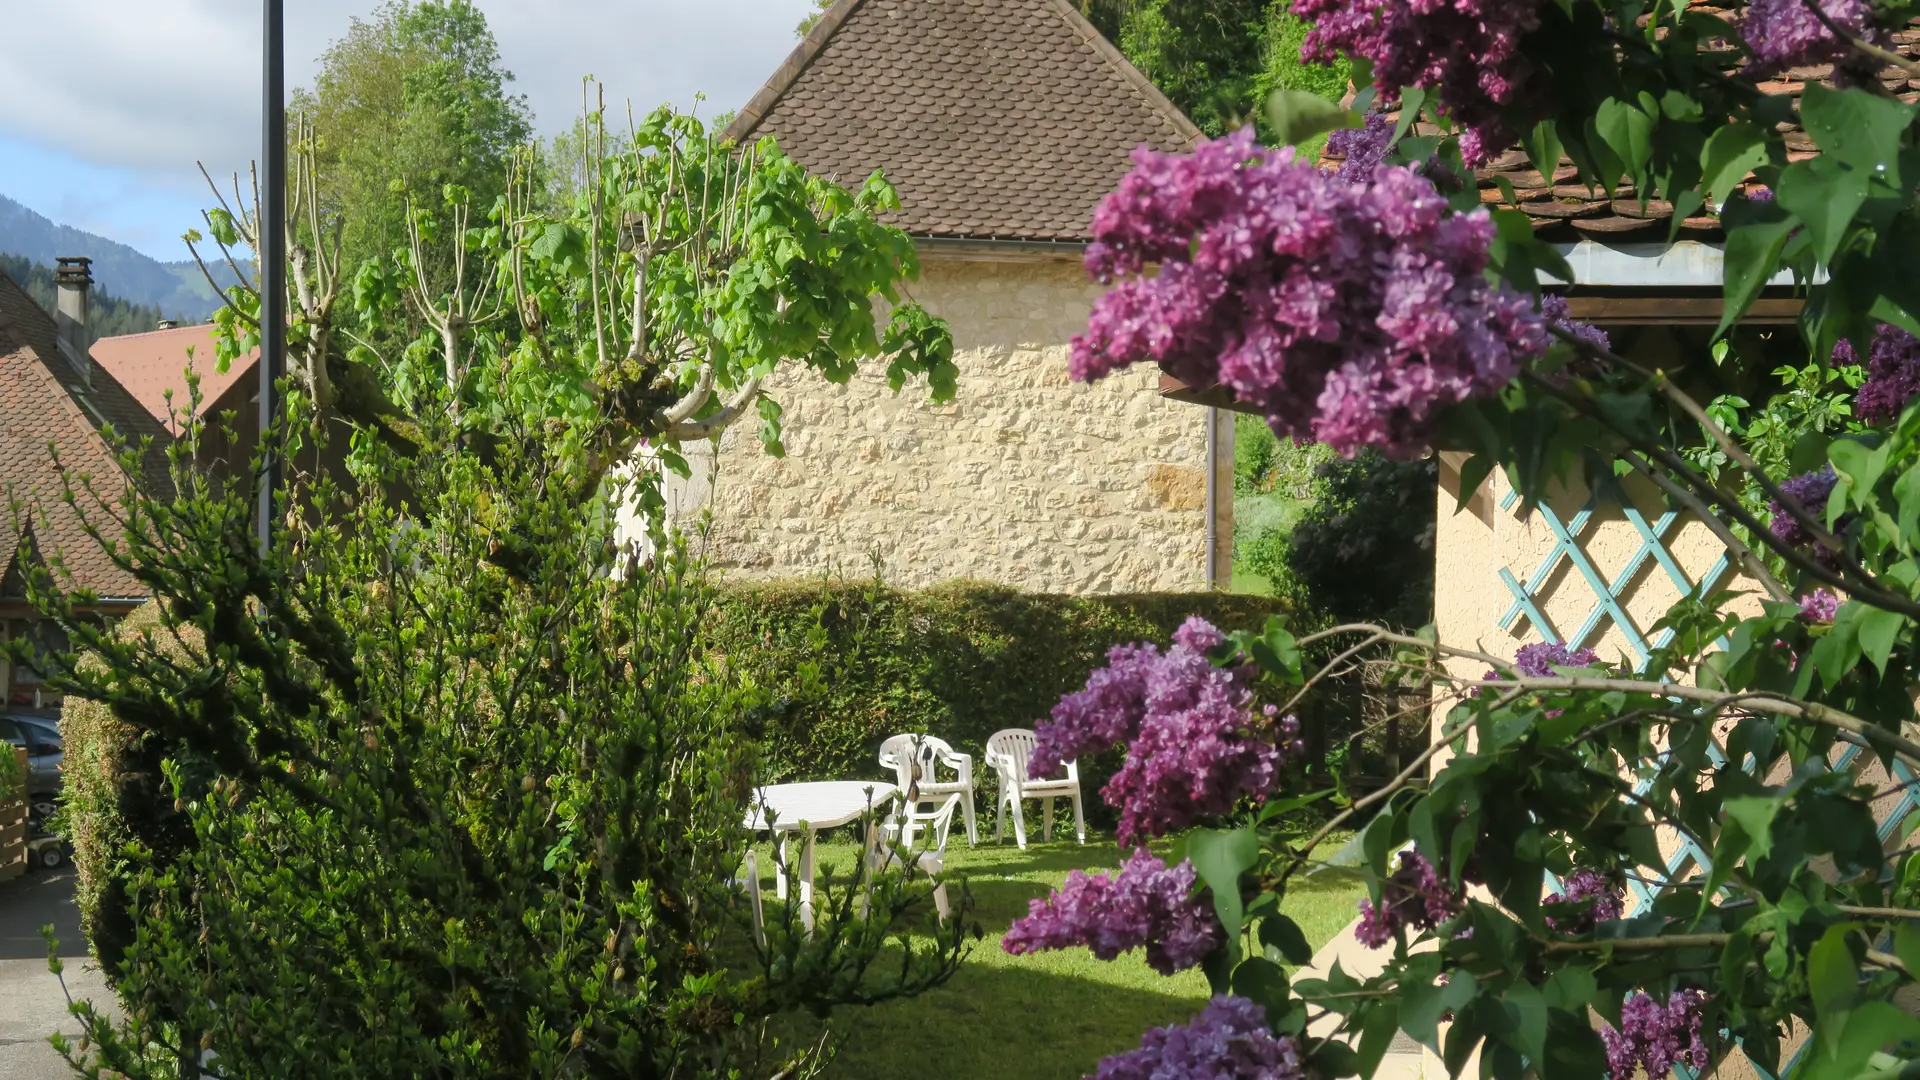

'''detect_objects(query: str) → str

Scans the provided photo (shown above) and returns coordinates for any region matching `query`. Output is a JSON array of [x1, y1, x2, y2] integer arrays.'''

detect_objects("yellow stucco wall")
[[688, 252, 1227, 593]]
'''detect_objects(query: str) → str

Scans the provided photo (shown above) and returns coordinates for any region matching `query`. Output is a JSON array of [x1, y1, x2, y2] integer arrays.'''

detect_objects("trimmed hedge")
[[707, 580, 1301, 820]]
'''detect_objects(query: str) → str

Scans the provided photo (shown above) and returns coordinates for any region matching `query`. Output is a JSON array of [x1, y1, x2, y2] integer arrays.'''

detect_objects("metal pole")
[[257, 0, 285, 553]]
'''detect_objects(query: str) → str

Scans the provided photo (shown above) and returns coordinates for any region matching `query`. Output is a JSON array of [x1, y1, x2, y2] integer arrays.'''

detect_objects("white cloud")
[[0, 0, 812, 206]]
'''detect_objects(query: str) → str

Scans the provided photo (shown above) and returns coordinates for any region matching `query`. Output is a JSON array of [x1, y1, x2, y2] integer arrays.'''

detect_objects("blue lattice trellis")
[[1492, 475, 1920, 1080]]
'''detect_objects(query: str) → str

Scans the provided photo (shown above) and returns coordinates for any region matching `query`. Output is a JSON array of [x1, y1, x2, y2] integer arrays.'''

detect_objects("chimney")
[[54, 256, 92, 384]]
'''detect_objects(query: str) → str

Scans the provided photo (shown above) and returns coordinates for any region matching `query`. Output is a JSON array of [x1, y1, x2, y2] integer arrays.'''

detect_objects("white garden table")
[[744, 780, 897, 932]]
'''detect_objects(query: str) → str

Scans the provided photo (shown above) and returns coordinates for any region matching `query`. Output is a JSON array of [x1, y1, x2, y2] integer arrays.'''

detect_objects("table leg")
[[799, 828, 817, 934], [774, 833, 790, 901]]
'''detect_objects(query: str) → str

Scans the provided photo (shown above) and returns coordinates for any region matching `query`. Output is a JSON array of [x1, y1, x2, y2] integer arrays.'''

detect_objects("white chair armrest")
[[942, 749, 973, 785]]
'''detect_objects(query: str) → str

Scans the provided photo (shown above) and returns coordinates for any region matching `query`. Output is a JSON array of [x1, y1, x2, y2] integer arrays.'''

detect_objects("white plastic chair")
[[735, 849, 767, 948], [984, 728, 1085, 849], [862, 792, 959, 922], [878, 733, 979, 846]]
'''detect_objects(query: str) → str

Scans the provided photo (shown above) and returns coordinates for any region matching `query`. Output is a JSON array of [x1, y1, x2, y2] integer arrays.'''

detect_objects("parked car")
[[0, 714, 62, 832]]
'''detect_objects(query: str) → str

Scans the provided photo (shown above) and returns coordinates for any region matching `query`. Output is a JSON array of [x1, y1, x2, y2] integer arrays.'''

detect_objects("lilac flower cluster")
[[1768, 465, 1839, 549], [1539, 294, 1612, 355], [1601, 990, 1711, 1079], [1033, 616, 1288, 845], [1545, 868, 1623, 933], [1002, 849, 1223, 975], [1326, 112, 1393, 186], [1093, 996, 1306, 1080], [1356, 849, 1463, 948], [1515, 641, 1598, 676], [1741, 0, 1883, 76], [1799, 589, 1841, 623], [1834, 325, 1920, 425], [1293, 0, 1544, 165], [1073, 130, 1550, 458]]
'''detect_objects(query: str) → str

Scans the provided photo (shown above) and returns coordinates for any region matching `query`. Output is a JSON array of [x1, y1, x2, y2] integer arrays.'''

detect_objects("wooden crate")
[[0, 747, 25, 883]]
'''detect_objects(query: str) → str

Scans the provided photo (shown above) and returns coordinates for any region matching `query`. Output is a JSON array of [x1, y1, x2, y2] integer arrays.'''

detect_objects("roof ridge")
[[1039, 0, 1203, 145], [722, 0, 875, 146]]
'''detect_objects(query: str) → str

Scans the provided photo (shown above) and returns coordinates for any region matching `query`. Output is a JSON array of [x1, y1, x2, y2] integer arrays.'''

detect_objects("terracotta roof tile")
[[91, 324, 259, 435], [723, 0, 1201, 242], [0, 267, 173, 600]]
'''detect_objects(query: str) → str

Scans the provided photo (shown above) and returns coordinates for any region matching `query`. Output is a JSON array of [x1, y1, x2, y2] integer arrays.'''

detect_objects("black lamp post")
[[258, 0, 285, 552]]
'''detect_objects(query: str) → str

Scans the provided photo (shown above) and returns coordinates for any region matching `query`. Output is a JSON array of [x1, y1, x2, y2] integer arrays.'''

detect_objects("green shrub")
[[1283, 450, 1437, 629], [708, 578, 1302, 816]]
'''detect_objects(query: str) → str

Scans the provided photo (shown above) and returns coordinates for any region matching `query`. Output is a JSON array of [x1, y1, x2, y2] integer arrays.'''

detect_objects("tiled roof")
[[1321, 15, 1920, 241], [0, 268, 172, 600], [722, 0, 1202, 242], [92, 324, 259, 434]]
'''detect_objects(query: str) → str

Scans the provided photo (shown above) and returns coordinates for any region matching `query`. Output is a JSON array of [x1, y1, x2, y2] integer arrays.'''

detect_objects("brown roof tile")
[[1319, 8, 1920, 242], [723, 0, 1201, 242], [0, 267, 173, 600]]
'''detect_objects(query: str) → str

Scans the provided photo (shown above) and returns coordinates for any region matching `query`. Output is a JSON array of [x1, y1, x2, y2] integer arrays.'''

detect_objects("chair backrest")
[[985, 728, 1038, 785], [878, 733, 959, 797]]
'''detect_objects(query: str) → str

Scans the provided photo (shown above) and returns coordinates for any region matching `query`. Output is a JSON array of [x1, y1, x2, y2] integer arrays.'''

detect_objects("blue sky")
[[0, 0, 815, 262]]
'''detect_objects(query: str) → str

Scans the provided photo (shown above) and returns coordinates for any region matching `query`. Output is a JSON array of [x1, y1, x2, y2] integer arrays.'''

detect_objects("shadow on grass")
[[776, 956, 1205, 1080]]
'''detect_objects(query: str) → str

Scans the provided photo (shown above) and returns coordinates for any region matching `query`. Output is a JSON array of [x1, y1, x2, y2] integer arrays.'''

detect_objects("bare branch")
[[658, 362, 717, 427], [661, 376, 763, 442]]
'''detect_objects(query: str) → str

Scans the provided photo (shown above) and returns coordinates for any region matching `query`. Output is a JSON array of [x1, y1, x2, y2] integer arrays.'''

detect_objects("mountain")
[[0, 253, 170, 344], [0, 194, 251, 321]]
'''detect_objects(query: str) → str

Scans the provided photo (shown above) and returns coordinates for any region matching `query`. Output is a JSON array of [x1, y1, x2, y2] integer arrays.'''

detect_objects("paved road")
[[0, 867, 112, 1080]]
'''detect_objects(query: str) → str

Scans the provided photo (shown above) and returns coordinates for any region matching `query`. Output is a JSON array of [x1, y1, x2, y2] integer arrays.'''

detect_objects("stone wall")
[[687, 252, 1223, 594]]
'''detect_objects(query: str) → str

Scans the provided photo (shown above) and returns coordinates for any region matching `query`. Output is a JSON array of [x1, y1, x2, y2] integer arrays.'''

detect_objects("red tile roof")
[[723, 0, 1202, 242], [0, 268, 172, 601], [91, 324, 259, 434]]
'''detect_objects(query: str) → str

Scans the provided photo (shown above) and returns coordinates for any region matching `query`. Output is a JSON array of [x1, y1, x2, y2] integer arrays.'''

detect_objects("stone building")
[[670, 0, 1233, 594]]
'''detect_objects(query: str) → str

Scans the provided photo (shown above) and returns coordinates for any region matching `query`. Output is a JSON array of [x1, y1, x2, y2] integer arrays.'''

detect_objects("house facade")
[[659, 0, 1235, 594]]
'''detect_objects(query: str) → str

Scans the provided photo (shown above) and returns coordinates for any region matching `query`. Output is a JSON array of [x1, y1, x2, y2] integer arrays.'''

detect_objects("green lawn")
[[756, 827, 1362, 1079]]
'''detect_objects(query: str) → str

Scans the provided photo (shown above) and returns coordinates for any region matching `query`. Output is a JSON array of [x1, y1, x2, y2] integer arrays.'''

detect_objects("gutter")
[[1546, 239, 1821, 288]]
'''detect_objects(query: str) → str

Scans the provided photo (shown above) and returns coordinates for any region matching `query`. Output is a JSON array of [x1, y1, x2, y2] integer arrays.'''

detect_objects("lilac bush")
[[1514, 641, 1598, 676], [1799, 589, 1841, 623], [1768, 465, 1840, 549], [1741, 0, 1883, 75], [1092, 996, 1306, 1080], [1325, 112, 1393, 186], [1356, 850, 1463, 948], [1600, 990, 1711, 1079], [1033, 616, 1288, 846], [1545, 868, 1623, 933], [1293, 0, 1544, 165], [1835, 325, 1920, 424], [1002, 849, 1222, 975], [1072, 130, 1551, 457]]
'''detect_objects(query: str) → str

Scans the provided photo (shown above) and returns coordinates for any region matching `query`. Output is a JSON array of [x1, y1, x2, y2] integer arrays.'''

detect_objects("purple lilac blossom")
[[1768, 465, 1839, 549], [1741, 0, 1882, 76], [1600, 990, 1711, 1079], [1356, 849, 1463, 948], [1799, 589, 1841, 623], [1515, 641, 1598, 676], [1538, 294, 1612, 354], [1092, 996, 1307, 1080], [1545, 868, 1624, 933], [1744, 186, 1776, 202], [1833, 325, 1920, 424], [1002, 849, 1223, 975], [1072, 129, 1551, 458], [1033, 617, 1288, 845], [1326, 112, 1393, 186], [1293, 0, 1544, 166]]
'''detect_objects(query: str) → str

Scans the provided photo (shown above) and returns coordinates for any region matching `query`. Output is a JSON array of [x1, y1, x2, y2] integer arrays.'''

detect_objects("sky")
[[0, 0, 816, 261]]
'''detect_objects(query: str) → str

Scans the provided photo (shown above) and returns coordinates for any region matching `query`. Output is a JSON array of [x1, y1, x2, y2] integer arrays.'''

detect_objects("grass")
[[755, 824, 1363, 1079]]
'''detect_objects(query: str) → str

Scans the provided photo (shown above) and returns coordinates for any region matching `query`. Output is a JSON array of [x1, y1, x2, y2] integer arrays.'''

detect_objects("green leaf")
[[1267, 90, 1360, 148], [1808, 924, 1857, 1024], [1501, 982, 1548, 1066], [1231, 956, 1290, 1011], [1799, 83, 1916, 179], [1356, 1002, 1401, 1078], [1595, 97, 1655, 183], [1391, 87, 1428, 147], [1855, 605, 1905, 677], [1521, 120, 1564, 187], [1718, 218, 1794, 339], [1187, 826, 1260, 942], [1830, 436, 1891, 512], [1259, 914, 1315, 966], [1776, 157, 1869, 268], [1402, 968, 1477, 1052], [1724, 795, 1784, 863], [1699, 123, 1771, 209]]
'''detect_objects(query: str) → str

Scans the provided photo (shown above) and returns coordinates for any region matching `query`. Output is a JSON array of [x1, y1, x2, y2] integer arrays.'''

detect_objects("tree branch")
[[661, 376, 762, 441]]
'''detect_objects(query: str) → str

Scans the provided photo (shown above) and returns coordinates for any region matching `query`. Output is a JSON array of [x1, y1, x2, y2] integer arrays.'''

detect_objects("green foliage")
[[0, 252, 175, 342], [298, 0, 533, 273], [1282, 451, 1436, 629], [707, 577, 1298, 788], [14, 388, 963, 1076]]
